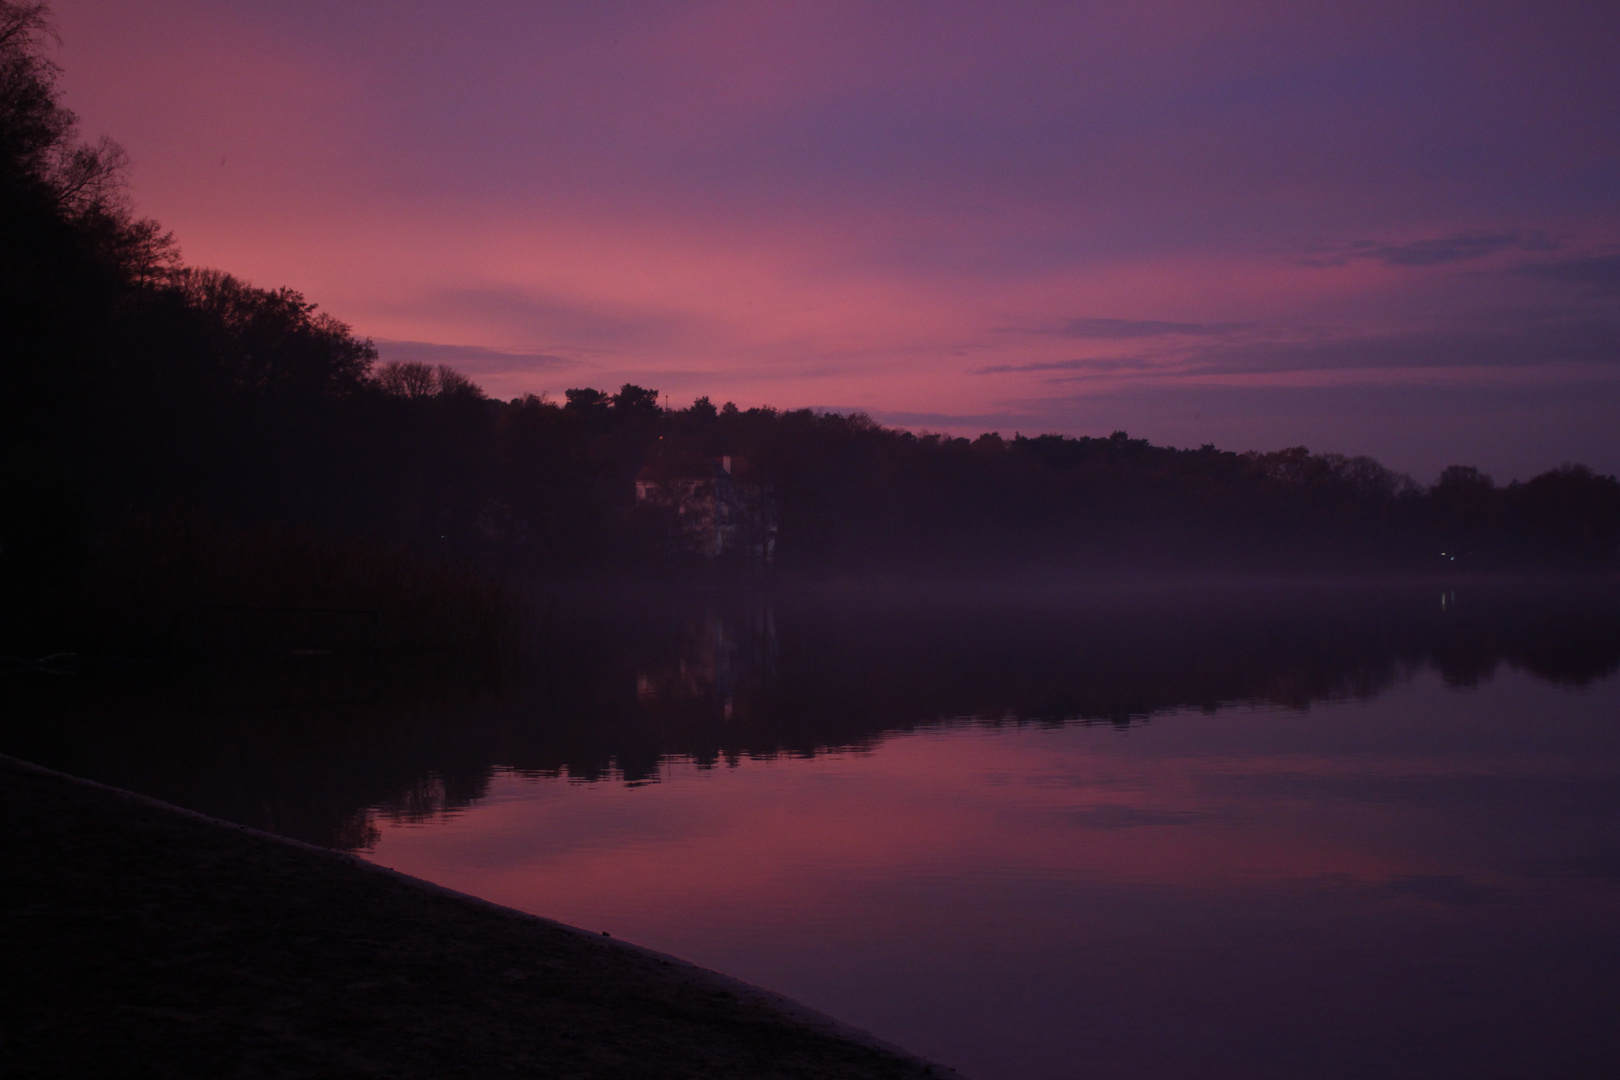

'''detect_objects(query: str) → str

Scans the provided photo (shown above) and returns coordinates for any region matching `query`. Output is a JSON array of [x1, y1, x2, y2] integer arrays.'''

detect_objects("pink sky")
[[50, 1, 1620, 480]]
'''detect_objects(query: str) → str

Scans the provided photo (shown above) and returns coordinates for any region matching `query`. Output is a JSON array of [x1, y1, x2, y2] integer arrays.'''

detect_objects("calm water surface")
[[6, 584, 1619, 1078]]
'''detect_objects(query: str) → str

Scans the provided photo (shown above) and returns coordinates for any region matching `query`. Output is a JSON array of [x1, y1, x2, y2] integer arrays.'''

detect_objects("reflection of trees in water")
[[634, 606, 778, 721], [3, 585, 1616, 850]]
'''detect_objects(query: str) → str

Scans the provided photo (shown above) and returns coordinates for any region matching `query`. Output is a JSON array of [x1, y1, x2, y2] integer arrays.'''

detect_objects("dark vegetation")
[[3, 3, 1617, 654]]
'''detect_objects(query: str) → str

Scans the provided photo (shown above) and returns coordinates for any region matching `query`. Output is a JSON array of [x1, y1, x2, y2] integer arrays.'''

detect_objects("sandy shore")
[[0, 755, 960, 1079]]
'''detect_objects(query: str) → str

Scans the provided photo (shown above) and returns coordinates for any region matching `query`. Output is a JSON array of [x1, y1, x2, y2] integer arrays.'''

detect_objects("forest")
[[3, 2, 1618, 653]]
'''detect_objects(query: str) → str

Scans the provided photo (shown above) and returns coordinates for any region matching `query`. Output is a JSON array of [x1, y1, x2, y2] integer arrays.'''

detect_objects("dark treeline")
[[4, 0, 1617, 652], [4, 584, 1617, 848]]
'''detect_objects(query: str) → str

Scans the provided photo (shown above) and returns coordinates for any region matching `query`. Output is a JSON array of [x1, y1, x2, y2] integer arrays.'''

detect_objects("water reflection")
[[361, 672, 1620, 1080], [2, 583, 1616, 849], [6, 583, 1620, 1078]]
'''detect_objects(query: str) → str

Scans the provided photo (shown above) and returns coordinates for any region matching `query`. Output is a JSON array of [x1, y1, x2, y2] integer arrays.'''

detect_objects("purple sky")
[[51, 0, 1620, 481]]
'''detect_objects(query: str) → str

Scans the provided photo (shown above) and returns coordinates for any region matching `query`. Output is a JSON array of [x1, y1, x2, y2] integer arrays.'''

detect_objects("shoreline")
[[0, 754, 960, 1079]]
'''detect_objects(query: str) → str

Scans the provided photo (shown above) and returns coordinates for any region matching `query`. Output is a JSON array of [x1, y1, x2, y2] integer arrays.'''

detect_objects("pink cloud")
[[46, 0, 1620, 477]]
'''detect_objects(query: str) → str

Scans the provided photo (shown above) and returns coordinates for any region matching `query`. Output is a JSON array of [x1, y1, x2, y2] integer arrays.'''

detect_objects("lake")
[[6, 582, 1619, 1079]]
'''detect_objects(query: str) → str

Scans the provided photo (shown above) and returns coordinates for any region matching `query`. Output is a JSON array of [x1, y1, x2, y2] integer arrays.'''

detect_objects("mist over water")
[[5, 581, 1619, 1078]]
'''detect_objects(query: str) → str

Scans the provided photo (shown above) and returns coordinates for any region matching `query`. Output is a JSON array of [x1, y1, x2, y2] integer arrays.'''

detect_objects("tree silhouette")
[[376, 360, 439, 399]]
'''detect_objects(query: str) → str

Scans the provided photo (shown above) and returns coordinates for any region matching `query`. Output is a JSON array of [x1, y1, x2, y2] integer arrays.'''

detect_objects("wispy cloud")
[[972, 356, 1153, 375], [373, 339, 576, 372], [50, 1, 1620, 481], [1305, 232, 1557, 269], [998, 317, 1249, 340], [974, 316, 1620, 383], [414, 287, 696, 350], [1181, 319, 1620, 376], [1516, 252, 1620, 295], [1056, 317, 1248, 339]]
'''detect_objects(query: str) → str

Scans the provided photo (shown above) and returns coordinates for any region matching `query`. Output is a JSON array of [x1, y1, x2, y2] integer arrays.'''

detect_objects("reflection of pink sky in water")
[[360, 670, 1620, 1079]]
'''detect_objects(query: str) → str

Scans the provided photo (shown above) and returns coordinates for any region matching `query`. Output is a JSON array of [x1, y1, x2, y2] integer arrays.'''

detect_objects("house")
[[635, 454, 777, 564]]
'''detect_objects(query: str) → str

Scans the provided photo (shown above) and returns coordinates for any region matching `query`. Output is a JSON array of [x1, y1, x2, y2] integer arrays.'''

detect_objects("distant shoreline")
[[527, 569, 1620, 601], [0, 755, 957, 1079]]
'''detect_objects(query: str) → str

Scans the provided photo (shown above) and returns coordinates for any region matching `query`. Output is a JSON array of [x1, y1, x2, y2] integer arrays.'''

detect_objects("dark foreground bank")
[[0, 756, 957, 1080]]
